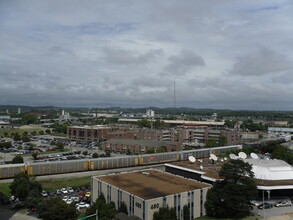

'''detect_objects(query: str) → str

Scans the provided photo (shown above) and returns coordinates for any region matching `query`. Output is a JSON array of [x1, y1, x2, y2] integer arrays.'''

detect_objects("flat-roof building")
[[102, 139, 182, 153], [92, 169, 210, 220]]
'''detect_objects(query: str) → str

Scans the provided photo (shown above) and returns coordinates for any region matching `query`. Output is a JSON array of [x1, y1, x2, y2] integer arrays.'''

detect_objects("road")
[[0, 205, 38, 220]]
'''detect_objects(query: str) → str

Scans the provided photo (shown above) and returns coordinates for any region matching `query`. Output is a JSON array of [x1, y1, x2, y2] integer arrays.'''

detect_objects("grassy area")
[[0, 182, 11, 197], [40, 176, 92, 192], [50, 133, 67, 137], [196, 216, 263, 220], [0, 176, 92, 197], [0, 128, 42, 137]]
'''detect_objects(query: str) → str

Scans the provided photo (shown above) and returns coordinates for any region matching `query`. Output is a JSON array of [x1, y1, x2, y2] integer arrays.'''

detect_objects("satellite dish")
[[220, 159, 224, 162], [224, 157, 227, 161], [200, 165, 203, 170], [210, 154, 217, 161], [188, 156, 196, 163], [238, 152, 247, 159], [250, 153, 259, 159], [229, 153, 237, 160]]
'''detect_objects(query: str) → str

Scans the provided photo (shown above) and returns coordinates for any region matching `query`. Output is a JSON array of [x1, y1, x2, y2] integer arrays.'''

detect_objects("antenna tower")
[[173, 80, 176, 108]]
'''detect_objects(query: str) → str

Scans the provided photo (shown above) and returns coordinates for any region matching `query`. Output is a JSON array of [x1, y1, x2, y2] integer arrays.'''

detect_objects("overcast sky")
[[1, 0, 293, 110]]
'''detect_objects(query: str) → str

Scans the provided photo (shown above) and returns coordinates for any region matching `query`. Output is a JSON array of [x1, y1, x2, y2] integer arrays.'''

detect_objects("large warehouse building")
[[92, 169, 210, 220]]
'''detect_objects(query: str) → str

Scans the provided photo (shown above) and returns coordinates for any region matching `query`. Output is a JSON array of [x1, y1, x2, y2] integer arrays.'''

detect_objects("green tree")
[[92, 152, 99, 158], [12, 155, 24, 164], [205, 160, 257, 219], [183, 205, 190, 220], [145, 148, 155, 154], [219, 135, 228, 146], [0, 142, 12, 149], [45, 129, 51, 134], [118, 201, 128, 215], [105, 152, 111, 157], [9, 173, 42, 202], [13, 132, 21, 141], [37, 197, 78, 220], [205, 138, 217, 148], [3, 132, 8, 137], [22, 135, 30, 142], [82, 151, 88, 156], [32, 152, 38, 160], [21, 113, 38, 125], [85, 193, 116, 220], [153, 206, 177, 220], [56, 142, 64, 150], [39, 130, 44, 135], [157, 146, 167, 153]]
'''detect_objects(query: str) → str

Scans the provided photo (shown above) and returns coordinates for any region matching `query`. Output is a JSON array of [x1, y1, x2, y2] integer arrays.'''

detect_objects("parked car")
[[55, 189, 61, 195], [62, 196, 69, 202], [67, 187, 74, 193], [85, 192, 91, 197], [66, 198, 74, 204], [41, 191, 48, 197], [48, 191, 55, 197], [258, 203, 273, 209], [78, 192, 86, 198], [76, 202, 90, 210], [61, 188, 68, 194], [275, 201, 291, 207]]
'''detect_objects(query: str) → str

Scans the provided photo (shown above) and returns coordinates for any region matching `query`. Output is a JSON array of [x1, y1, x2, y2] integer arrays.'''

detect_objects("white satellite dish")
[[220, 159, 224, 162], [200, 165, 203, 170], [210, 154, 217, 161], [238, 152, 247, 159], [229, 153, 237, 160], [224, 157, 227, 161], [188, 156, 196, 163], [250, 153, 259, 159]]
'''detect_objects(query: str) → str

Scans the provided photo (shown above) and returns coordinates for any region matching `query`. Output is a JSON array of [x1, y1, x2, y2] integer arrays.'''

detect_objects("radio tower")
[[173, 80, 176, 108]]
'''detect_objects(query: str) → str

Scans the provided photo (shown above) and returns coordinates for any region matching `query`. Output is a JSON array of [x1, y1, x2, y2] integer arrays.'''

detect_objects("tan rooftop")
[[96, 170, 209, 200]]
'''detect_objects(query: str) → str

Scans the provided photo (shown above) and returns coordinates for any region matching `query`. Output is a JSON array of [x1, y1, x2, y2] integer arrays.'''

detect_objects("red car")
[[78, 192, 86, 198]]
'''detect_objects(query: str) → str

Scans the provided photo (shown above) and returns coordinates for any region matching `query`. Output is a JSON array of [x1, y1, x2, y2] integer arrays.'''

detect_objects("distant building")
[[268, 127, 293, 136], [102, 139, 182, 153], [177, 127, 240, 146], [146, 109, 155, 118], [92, 169, 210, 220]]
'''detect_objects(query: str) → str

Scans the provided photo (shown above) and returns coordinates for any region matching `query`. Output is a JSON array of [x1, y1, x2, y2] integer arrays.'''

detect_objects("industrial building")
[[92, 169, 210, 220], [165, 157, 293, 199], [102, 139, 182, 153]]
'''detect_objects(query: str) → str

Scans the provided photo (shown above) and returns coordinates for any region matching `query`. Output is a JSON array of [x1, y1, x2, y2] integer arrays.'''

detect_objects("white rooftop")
[[245, 158, 293, 181]]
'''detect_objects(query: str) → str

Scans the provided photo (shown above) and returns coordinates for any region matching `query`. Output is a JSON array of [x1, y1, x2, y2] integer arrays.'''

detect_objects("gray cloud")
[[1, 1, 293, 110], [229, 47, 292, 76], [162, 50, 205, 76], [102, 48, 163, 65]]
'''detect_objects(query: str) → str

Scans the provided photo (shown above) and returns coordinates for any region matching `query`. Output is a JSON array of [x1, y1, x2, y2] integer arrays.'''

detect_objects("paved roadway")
[[0, 205, 38, 220], [252, 206, 293, 219]]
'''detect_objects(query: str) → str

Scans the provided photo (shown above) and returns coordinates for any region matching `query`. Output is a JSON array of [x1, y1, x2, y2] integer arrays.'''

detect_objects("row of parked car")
[[255, 200, 292, 209], [41, 185, 92, 211]]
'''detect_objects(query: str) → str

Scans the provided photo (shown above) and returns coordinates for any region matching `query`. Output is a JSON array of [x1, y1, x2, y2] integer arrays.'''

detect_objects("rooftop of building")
[[95, 169, 209, 200], [167, 157, 293, 189], [104, 139, 180, 147]]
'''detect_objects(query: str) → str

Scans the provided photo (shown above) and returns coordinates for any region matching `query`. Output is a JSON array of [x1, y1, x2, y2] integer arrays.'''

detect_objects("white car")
[[41, 191, 48, 197], [71, 196, 80, 203], [62, 196, 69, 202], [61, 188, 68, 194], [66, 198, 73, 204], [76, 202, 90, 210], [67, 187, 74, 193]]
